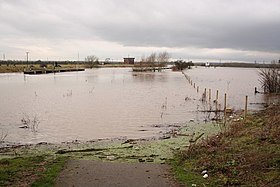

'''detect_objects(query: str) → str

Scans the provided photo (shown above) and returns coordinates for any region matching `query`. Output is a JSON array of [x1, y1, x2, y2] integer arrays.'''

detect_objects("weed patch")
[[172, 104, 280, 186]]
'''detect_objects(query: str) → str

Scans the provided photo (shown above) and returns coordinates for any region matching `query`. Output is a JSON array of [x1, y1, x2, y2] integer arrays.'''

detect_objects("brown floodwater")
[[0, 67, 265, 144]]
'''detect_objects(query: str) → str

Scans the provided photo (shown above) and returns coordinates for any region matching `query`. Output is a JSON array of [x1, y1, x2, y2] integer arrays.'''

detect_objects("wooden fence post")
[[244, 95, 248, 119], [224, 93, 227, 122], [224, 93, 227, 111], [215, 90, 219, 112]]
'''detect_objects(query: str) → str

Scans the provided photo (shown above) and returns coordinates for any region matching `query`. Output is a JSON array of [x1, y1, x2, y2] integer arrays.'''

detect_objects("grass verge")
[[171, 104, 280, 186], [0, 155, 68, 187], [31, 156, 68, 187]]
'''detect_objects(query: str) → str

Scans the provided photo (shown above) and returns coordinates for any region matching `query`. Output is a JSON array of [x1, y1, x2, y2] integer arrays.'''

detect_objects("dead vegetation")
[[20, 114, 40, 132], [0, 130, 8, 143], [259, 62, 280, 93], [174, 103, 280, 186]]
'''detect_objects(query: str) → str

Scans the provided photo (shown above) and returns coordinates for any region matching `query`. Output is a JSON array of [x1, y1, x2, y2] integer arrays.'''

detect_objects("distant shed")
[[123, 57, 135, 64]]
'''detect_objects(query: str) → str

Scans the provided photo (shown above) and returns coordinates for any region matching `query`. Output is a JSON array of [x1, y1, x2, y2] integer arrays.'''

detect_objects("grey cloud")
[[0, 0, 280, 61], [86, 0, 280, 52]]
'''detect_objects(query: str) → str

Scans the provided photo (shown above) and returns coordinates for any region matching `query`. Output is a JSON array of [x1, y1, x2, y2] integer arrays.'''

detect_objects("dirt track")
[[55, 159, 182, 187]]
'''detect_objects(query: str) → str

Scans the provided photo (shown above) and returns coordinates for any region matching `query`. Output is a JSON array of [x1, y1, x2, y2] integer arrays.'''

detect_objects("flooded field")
[[0, 67, 265, 144]]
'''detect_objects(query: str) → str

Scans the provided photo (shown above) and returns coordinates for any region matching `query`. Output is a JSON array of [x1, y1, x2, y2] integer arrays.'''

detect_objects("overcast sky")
[[0, 0, 280, 62]]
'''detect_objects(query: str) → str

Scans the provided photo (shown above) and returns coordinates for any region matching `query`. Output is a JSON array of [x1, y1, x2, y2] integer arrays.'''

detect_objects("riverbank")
[[0, 64, 82, 73], [0, 121, 220, 186], [172, 103, 280, 186], [0, 64, 135, 73], [1, 104, 278, 186]]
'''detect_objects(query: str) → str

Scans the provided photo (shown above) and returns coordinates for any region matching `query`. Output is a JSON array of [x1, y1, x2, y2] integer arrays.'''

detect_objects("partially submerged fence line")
[[181, 70, 249, 122]]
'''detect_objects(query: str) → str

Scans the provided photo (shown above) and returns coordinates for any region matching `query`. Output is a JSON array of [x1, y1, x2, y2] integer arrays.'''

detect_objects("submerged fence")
[[181, 71, 248, 122]]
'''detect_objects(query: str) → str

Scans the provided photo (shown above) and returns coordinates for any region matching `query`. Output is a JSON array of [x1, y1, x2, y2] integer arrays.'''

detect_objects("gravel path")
[[55, 160, 182, 187]]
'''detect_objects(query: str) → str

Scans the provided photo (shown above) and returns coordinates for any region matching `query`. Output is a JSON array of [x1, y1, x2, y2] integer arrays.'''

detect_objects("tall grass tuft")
[[259, 62, 280, 93]]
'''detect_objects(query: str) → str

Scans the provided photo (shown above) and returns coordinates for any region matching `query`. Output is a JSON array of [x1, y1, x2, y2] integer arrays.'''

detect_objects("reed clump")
[[259, 62, 280, 93]]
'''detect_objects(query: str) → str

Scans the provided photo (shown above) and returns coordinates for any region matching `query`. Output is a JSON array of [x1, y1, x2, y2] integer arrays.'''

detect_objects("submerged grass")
[[172, 103, 280, 186]]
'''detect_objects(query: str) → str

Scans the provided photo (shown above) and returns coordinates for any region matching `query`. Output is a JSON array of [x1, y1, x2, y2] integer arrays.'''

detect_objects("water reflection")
[[131, 72, 169, 83], [132, 72, 156, 82]]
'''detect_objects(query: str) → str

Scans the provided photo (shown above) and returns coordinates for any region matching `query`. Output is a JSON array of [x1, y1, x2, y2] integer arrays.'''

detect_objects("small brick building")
[[123, 58, 135, 64]]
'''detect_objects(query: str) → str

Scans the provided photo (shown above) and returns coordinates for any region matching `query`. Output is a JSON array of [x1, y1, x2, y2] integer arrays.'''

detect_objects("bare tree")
[[139, 53, 156, 66], [139, 55, 146, 65], [146, 53, 157, 65], [85, 55, 99, 68], [139, 52, 170, 67], [157, 51, 170, 66]]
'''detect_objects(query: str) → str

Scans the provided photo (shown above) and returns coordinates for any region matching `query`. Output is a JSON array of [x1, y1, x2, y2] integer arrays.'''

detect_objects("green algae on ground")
[[51, 121, 221, 163], [1, 121, 221, 163]]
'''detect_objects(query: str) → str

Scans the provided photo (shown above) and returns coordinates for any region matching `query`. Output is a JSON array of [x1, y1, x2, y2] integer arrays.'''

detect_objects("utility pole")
[[26, 52, 29, 69], [26, 52, 29, 63], [77, 52, 79, 69]]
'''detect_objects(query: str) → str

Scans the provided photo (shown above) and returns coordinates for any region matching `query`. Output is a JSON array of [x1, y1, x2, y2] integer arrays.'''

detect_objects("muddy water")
[[184, 67, 264, 110], [0, 67, 264, 144]]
